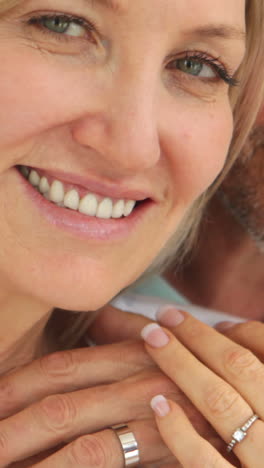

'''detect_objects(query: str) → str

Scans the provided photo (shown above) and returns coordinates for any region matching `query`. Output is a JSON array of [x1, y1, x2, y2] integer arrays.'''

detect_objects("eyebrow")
[[90, 0, 124, 14], [183, 24, 246, 42], [88, 1, 246, 43]]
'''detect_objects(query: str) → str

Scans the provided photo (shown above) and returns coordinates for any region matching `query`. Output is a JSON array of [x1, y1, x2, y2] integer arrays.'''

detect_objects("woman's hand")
[[141, 308, 264, 467]]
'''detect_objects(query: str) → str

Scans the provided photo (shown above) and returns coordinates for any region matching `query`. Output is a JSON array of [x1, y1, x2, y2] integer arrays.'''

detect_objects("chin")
[[1, 225, 154, 312], [51, 288, 118, 312], [26, 269, 130, 312]]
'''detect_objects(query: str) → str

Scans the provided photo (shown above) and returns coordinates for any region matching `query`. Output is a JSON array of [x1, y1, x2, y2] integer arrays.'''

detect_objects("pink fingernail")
[[156, 307, 185, 327], [215, 321, 236, 331], [151, 395, 171, 417], [141, 323, 170, 348]]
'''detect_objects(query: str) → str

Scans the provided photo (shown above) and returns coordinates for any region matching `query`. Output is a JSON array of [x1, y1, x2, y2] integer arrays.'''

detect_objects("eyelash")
[[26, 13, 239, 87], [26, 13, 97, 41], [174, 51, 239, 87]]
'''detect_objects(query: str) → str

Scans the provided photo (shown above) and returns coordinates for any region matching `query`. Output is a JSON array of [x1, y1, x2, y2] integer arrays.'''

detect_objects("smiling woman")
[[0, 0, 261, 346], [0, 0, 262, 466]]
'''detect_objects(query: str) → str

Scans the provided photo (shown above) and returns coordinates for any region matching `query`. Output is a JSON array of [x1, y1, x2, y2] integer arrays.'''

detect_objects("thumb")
[[88, 305, 153, 344]]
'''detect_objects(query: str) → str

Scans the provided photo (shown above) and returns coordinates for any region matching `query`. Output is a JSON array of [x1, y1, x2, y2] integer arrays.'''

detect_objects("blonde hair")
[[149, 0, 264, 272], [0, 0, 264, 348]]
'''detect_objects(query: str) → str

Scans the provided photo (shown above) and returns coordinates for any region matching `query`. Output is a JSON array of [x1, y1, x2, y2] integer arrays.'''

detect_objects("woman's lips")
[[15, 166, 154, 241]]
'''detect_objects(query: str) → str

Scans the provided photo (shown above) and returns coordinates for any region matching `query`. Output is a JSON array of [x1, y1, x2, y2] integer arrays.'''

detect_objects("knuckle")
[[0, 379, 17, 417], [119, 370, 176, 420], [126, 370, 174, 401], [32, 394, 77, 434], [204, 382, 240, 419], [39, 350, 77, 380], [0, 431, 10, 465], [145, 372, 175, 396], [69, 434, 107, 467], [224, 346, 263, 381], [144, 370, 176, 394], [228, 320, 260, 338]]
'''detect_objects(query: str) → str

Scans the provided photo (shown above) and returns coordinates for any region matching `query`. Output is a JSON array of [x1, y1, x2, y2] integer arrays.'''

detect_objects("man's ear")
[[87, 305, 152, 344]]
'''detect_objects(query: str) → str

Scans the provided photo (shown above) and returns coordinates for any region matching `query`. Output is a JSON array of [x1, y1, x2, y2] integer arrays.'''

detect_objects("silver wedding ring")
[[227, 413, 259, 452], [112, 424, 140, 466]]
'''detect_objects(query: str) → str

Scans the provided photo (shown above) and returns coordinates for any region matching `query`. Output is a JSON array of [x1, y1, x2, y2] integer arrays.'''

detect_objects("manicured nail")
[[151, 395, 171, 417], [141, 323, 170, 348], [156, 306, 185, 327], [215, 321, 236, 332]]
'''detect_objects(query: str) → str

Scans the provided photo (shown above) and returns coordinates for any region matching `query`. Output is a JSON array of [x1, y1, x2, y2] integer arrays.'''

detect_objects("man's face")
[[221, 106, 264, 250]]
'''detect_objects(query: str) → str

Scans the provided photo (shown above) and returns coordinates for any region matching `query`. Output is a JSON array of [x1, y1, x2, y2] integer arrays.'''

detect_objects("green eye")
[[177, 58, 203, 76], [167, 53, 237, 85], [43, 17, 70, 34], [168, 56, 216, 79], [33, 15, 88, 38]]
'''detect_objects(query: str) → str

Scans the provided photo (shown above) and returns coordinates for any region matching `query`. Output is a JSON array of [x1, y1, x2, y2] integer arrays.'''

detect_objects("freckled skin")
[[0, 0, 245, 313], [166, 106, 264, 321]]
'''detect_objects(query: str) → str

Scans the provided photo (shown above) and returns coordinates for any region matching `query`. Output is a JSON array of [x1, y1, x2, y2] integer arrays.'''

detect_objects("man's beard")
[[219, 126, 264, 252]]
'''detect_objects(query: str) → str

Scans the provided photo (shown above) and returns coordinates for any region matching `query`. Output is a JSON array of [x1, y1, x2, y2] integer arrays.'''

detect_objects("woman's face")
[[0, 0, 245, 310]]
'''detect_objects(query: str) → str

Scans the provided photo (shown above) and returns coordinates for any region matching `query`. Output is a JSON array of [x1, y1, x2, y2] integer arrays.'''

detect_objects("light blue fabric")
[[130, 274, 188, 305], [115, 274, 245, 326]]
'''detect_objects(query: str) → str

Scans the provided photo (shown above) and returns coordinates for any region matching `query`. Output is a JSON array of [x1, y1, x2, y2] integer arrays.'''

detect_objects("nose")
[[72, 74, 161, 176]]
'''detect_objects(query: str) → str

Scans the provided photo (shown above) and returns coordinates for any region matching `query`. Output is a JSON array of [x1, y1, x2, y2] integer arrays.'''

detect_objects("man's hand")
[[216, 320, 264, 361], [0, 340, 180, 467]]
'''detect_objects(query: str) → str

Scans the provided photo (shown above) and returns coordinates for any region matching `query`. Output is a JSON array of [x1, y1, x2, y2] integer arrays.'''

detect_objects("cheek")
[[0, 48, 90, 152], [167, 104, 233, 202]]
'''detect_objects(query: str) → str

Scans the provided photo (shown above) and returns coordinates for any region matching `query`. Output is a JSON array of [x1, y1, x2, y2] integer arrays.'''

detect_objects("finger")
[[150, 396, 234, 468], [216, 321, 264, 360], [0, 370, 176, 466], [141, 323, 264, 467], [8, 420, 176, 468], [157, 308, 264, 420], [22, 422, 174, 468], [6, 371, 227, 467], [30, 429, 126, 468], [89, 305, 152, 344], [0, 341, 153, 419]]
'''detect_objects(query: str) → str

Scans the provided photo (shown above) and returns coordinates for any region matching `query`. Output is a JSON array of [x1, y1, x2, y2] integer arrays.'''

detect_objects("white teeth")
[[79, 194, 98, 216], [64, 189, 80, 211], [25, 166, 138, 218], [39, 176, 50, 194], [112, 200, 125, 219], [29, 170, 40, 186], [124, 200, 136, 217], [49, 180, 65, 204], [97, 198, 113, 219]]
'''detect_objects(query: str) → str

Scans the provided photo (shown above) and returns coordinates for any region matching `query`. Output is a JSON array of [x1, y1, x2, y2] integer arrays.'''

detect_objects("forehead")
[[87, 0, 247, 50], [91, 0, 246, 25], [86, 0, 247, 45]]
